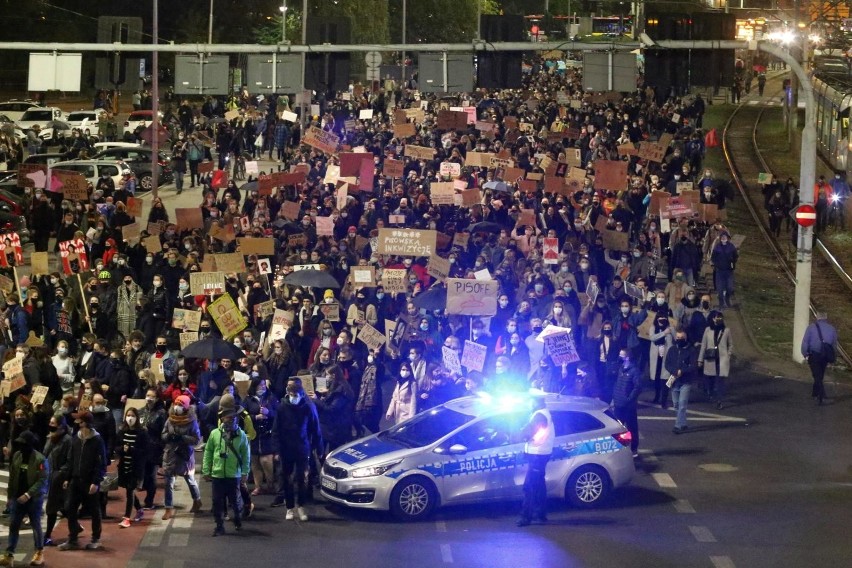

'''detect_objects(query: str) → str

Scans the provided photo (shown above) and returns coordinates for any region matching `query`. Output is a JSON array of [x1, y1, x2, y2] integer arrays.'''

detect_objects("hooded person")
[[204, 392, 250, 536], [161, 395, 202, 520], [217, 393, 256, 520]]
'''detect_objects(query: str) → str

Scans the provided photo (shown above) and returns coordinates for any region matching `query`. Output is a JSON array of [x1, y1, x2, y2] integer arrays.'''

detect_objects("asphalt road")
[[94, 365, 851, 568]]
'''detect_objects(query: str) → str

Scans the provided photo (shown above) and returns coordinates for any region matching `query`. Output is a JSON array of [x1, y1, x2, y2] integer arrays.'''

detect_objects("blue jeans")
[[164, 472, 201, 508], [715, 270, 735, 306], [671, 383, 691, 428], [175, 170, 184, 191], [8, 497, 44, 552]]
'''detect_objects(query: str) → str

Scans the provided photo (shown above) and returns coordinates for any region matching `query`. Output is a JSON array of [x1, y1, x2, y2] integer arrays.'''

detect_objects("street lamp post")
[[401, 0, 406, 85], [152, 0, 160, 197], [208, 0, 213, 45], [280, 1, 288, 43]]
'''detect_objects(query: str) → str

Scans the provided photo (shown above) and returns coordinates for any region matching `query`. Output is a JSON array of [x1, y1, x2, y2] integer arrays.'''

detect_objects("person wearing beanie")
[[204, 395, 250, 536], [162, 394, 202, 520], [217, 392, 257, 519]]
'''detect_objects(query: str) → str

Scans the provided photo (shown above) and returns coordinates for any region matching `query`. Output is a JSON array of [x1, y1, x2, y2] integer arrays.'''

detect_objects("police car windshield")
[[381, 408, 474, 448]]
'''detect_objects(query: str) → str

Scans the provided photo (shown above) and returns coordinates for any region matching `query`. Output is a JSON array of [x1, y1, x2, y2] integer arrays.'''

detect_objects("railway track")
[[722, 89, 852, 366]]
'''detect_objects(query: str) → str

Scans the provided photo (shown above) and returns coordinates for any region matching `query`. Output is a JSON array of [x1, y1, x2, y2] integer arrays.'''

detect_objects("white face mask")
[[336, 337, 344, 346], [125, 416, 137, 427], [367, 355, 375, 364], [289, 394, 301, 404]]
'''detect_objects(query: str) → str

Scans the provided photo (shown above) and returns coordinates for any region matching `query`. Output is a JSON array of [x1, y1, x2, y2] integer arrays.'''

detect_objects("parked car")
[[22, 153, 68, 168], [48, 159, 131, 189], [92, 146, 173, 191], [123, 110, 161, 137], [0, 100, 42, 122], [16, 107, 65, 141], [65, 109, 106, 136]]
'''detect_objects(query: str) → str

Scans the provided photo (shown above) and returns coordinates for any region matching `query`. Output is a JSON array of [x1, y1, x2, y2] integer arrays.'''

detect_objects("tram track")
[[722, 89, 852, 366]]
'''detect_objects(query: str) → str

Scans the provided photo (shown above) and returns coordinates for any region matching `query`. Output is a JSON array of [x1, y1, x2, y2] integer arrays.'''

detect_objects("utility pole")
[[151, 0, 159, 197], [789, 0, 800, 139], [301, 0, 308, 132], [401, 0, 407, 85], [281, 0, 288, 43], [208, 0, 214, 46]]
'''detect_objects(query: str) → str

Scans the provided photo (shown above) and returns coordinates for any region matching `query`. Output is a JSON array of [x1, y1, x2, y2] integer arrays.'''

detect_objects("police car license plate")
[[321, 477, 337, 491]]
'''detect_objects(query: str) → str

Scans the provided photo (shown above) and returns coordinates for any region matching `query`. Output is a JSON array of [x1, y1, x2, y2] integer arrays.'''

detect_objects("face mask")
[[126, 416, 137, 427], [336, 337, 344, 346], [399, 370, 410, 378], [579, 262, 590, 271], [621, 307, 630, 315], [603, 328, 613, 336], [174, 406, 185, 415], [656, 298, 665, 306], [289, 394, 301, 404], [93, 404, 106, 412], [532, 326, 543, 333], [499, 300, 509, 308], [367, 355, 375, 364], [48, 425, 58, 433], [14, 417, 26, 427], [701, 301, 710, 310], [449, 258, 456, 264], [676, 339, 688, 347], [420, 323, 429, 331], [146, 257, 153, 264], [58, 347, 67, 356], [534, 284, 544, 293], [233, 341, 242, 349], [179, 283, 189, 291]]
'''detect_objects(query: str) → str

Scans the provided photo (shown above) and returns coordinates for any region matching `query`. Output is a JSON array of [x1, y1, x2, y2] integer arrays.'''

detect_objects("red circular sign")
[[795, 204, 816, 227]]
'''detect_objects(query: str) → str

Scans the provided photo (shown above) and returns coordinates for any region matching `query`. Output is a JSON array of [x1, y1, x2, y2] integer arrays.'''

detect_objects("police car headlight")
[[350, 460, 402, 478]]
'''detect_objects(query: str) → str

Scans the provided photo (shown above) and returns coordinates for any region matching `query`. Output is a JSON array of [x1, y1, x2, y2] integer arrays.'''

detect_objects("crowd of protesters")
[[0, 55, 746, 560]]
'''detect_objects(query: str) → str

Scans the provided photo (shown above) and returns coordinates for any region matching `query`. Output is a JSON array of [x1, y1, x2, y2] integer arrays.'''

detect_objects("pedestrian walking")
[[517, 395, 554, 527], [42, 414, 73, 547], [162, 395, 203, 520], [611, 348, 642, 457], [58, 411, 107, 551], [698, 311, 733, 409], [203, 401, 250, 536], [801, 313, 838, 405], [0, 431, 48, 566], [116, 407, 148, 528], [710, 231, 738, 308], [665, 330, 699, 434]]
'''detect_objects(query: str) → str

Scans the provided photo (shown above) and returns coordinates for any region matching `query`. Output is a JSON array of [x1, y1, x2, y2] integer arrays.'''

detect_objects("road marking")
[[435, 520, 447, 532], [711, 556, 736, 568], [440, 544, 453, 563], [139, 524, 167, 547], [637, 449, 658, 463], [689, 525, 717, 543], [172, 515, 192, 529], [168, 532, 189, 547], [651, 473, 677, 488], [748, 100, 759, 105], [673, 499, 696, 513], [638, 403, 747, 423]]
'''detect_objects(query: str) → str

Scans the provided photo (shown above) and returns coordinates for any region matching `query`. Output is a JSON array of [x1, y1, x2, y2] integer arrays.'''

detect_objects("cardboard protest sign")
[[437, 110, 467, 131], [30, 385, 49, 407], [357, 323, 386, 351], [442, 346, 462, 374], [430, 182, 455, 205], [638, 142, 666, 163], [516, 209, 536, 228], [340, 152, 372, 177], [427, 256, 450, 282], [237, 237, 275, 256], [461, 341, 487, 372], [676, 181, 694, 194], [359, 108, 374, 120], [394, 122, 416, 138], [358, 158, 375, 191], [404, 145, 435, 161], [350, 266, 376, 287], [2, 358, 25, 393], [53, 170, 88, 201], [446, 278, 498, 316], [383, 158, 404, 178], [542, 237, 559, 265], [758, 172, 772, 185], [303, 126, 340, 155], [316, 216, 335, 237], [660, 196, 695, 220], [453, 232, 470, 248], [381, 269, 407, 293], [376, 229, 437, 257], [545, 332, 581, 365], [213, 253, 246, 273], [460, 190, 481, 207], [172, 308, 202, 331], [30, 252, 49, 275], [618, 143, 637, 157], [142, 234, 161, 254], [122, 222, 141, 243], [190, 271, 226, 295], [389, 214, 406, 225], [175, 208, 204, 230], [593, 160, 628, 191], [282, 201, 301, 221], [16, 163, 47, 188], [465, 152, 494, 168], [601, 229, 630, 251], [208, 293, 248, 339], [518, 179, 537, 193], [439, 162, 461, 179], [179, 332, 198, 350], [253, 300, 276, 320]]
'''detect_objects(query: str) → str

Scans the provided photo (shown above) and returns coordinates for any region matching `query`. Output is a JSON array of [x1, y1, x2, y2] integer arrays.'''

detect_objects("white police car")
[[320, 393, 635, 521]]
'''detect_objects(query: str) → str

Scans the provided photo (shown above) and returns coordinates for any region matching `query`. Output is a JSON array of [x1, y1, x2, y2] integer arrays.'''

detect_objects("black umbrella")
[[180, 336, 245, 360], [412, 286, 447, 311], [240, 180, 258, 192], [284, 269, 341, 289], [467, 221, 502, 234]]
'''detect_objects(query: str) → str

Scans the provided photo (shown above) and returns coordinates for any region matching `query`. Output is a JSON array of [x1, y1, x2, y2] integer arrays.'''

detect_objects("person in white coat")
[[385, 362, 418, 426], [648, 314, 674, 408], [51, 339, 76, 397], [698, 311, 733, 409]]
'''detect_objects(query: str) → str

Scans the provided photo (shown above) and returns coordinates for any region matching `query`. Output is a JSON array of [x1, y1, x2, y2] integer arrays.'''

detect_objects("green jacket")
[[203, 425, 250, 479], [8, 450, 49, 501]]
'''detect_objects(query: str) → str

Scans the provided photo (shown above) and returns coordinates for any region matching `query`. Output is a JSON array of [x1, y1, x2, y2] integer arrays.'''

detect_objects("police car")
[[320, 393, 635, 521]]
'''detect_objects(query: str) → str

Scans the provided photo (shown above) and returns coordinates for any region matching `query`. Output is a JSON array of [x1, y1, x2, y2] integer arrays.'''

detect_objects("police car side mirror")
[[447, 444, 468, 455]]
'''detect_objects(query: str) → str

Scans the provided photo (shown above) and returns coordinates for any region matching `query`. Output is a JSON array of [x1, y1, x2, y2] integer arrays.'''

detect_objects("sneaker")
[[42, 539, 55, 548], [133, 509, 144, 522], [0, 552, 13, 567], [270, 498, 286, 508], [85, 540, 102, 550], [224, 512, 230, 521], [58, 540, 80, 551], [29, 550, 45, 566], [119, 517, 131, 528], [296, 507, 308, 522], [285, 508, 295, 520], [212, 525, 225, 537], [162, 508, 174, 521], [190, 499, 203, 513]]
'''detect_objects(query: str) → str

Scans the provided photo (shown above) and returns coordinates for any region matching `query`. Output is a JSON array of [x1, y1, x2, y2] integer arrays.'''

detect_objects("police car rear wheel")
[[390, 477, 437, 521], [566, 465, 610, 508]]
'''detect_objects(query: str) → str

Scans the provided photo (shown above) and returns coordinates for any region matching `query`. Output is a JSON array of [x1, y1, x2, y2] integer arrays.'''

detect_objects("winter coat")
[[8, 450, 48, 501], [51, 355, 76, 396], [137, 402, 167, 465], [61, 430, 107, 487], [711, 241, 738, 272], [272, 396, 322, 459], [612, 360, 642, 407], [116, 426, 148, 488], [315, 389, 354, 449], [161, 406, 201, 477], [244, 393, 278, 456], [203, 424, 250, 479], [664, 343, 699, 386], [386, 378, 417, 425], [648, 327, 673, 382], [698, 325, 732, 377], [116, 282, 142, 337]]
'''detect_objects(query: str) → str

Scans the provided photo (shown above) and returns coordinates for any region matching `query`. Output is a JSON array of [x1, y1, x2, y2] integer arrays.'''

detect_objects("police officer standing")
[[517, 396, 554, 527]]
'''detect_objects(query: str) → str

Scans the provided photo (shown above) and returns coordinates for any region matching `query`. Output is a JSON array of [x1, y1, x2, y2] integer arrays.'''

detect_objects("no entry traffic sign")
[[795, 204, 816, 228]]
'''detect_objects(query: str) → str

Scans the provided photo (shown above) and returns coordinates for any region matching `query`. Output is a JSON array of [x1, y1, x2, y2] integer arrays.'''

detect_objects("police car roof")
[[443, 394, 610, 417]]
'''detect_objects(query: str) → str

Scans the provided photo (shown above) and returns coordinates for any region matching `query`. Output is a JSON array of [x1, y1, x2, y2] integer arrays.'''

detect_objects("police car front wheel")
[[566, 465, 611, 508], [390, 476, 438, 521]]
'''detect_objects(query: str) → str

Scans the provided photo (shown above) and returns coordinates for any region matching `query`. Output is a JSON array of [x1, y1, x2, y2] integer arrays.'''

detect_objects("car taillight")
[[612, 431, 632, 447]]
